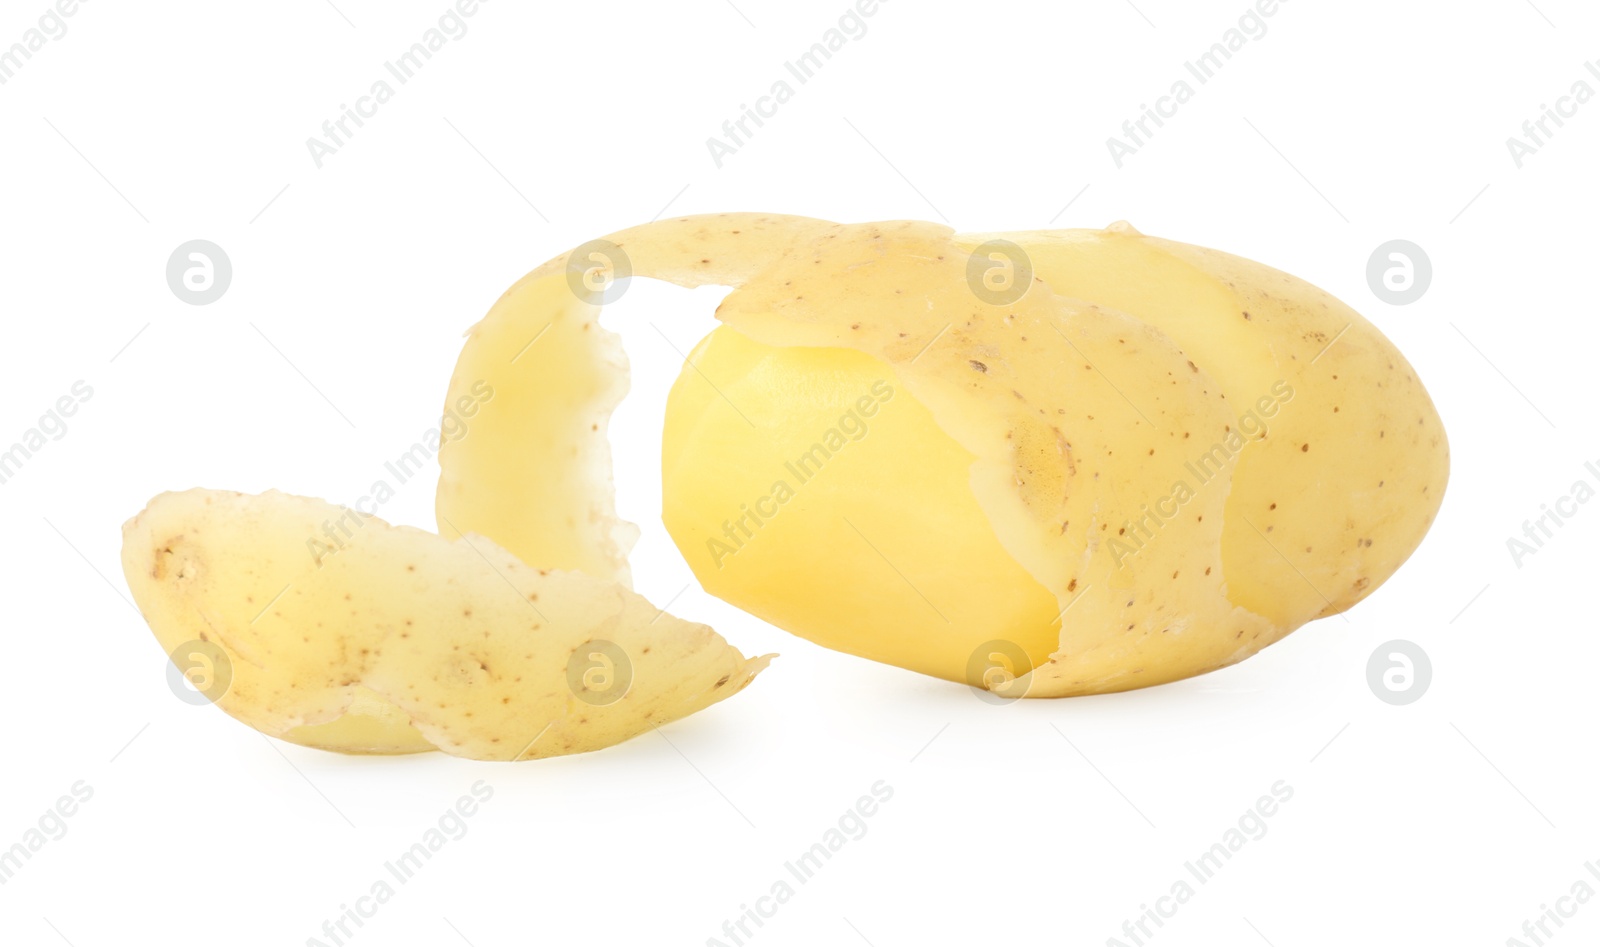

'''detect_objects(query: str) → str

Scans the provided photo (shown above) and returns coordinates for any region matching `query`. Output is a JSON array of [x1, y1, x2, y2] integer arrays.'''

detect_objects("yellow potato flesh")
[[662, 326, 1062, 683]]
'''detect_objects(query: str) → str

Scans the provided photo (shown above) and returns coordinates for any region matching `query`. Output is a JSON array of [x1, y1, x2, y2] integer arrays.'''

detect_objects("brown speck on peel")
[[970, 360, 988, 373], [1301, 443, 1309, 452]]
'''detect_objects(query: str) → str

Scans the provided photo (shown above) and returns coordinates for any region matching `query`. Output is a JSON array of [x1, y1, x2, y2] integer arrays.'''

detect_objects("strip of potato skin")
[[436, 213, 837, 584], [519, 212, 839, 289], [711, 221, 1279, 695], [122, 489, 768, 760]]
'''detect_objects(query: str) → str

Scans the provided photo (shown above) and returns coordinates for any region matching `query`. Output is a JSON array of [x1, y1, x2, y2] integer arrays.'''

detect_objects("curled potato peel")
[[442, 213, 1446, 697], [434, 213, 839, 583], [123, 218, 824, 759], [122, 490, 767, 759]]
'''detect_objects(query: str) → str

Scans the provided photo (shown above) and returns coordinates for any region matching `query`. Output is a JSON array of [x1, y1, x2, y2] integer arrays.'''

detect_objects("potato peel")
[[435, 213, 838, 579], [123, 490, 768, 759]]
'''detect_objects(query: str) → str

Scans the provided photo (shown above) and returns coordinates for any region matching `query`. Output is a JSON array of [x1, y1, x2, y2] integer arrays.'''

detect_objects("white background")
[[1, 1, 1596, 944]]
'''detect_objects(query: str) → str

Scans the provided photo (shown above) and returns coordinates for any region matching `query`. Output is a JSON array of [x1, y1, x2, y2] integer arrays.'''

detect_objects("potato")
[[442, 214, 1447, 697], [122, 490, 768, 759]]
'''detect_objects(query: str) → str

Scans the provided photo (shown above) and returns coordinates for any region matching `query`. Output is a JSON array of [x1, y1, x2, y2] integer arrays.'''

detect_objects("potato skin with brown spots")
[[1135, 233, 1448, 625], [121, 490, 768, 760], [957, 226, 1450, 633]]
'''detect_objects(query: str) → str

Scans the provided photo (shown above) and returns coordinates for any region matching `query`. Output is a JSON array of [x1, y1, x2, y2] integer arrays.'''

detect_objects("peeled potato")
[[441, 214, 1447, 697], [122, 490, 768, 759]]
